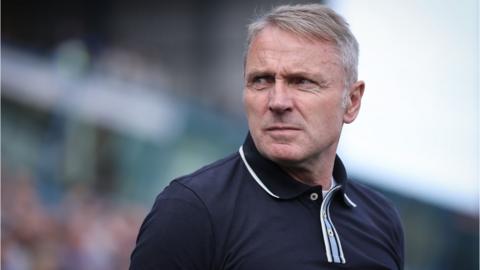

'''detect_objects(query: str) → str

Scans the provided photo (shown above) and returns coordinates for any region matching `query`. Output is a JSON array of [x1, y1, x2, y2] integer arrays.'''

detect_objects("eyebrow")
[[245, 65, 334, 85], [245, 70, 274, 81]]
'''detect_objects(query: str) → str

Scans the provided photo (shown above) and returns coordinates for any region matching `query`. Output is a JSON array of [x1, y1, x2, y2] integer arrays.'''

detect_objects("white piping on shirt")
[[239, 146, 280, 199], [344, 194, 357, 208]]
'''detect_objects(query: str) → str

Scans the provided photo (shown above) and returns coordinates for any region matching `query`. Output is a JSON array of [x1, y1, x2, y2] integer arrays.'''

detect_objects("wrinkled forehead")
[[246, 26, 343, 71]]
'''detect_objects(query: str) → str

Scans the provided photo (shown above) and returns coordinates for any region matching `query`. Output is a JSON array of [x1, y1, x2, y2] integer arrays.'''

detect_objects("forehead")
[[246, 26, 342, 74]]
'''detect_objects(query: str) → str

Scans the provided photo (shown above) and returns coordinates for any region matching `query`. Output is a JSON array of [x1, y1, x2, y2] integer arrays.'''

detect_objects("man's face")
[[244, 26, 363, 168]]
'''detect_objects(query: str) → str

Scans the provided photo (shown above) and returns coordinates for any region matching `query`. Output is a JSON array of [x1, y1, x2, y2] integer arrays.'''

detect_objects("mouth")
[[265, 126, 302, 132]]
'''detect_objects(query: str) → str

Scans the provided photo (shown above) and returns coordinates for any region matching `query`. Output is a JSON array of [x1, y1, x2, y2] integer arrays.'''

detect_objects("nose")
[[268, 79, 293, 113]]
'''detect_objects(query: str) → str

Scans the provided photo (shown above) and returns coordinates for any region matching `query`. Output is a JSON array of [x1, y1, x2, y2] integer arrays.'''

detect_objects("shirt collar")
[[240, 133, 356, 208]]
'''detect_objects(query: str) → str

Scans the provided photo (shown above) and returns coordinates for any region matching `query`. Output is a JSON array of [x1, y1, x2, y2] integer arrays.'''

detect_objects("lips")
[[265, 125, 301, 131]]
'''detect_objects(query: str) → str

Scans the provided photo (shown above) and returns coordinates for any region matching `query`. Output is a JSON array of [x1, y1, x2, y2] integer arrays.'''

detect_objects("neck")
[[280, 153, 336, 190]]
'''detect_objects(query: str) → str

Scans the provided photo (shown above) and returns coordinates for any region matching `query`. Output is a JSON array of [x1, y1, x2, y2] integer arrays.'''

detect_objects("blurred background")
[[1, 0, 478, 269]]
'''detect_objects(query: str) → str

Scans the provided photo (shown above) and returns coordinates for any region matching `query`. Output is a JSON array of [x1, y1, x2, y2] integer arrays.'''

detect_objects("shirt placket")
[[320, 185, 346, 264]]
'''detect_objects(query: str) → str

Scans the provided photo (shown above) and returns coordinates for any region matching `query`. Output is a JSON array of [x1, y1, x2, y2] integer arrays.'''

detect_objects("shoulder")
[[343, 180, 405, 269], [177, 151, 241, 183], [142, 152, 241, 228], [130, 152, 244, 269], [147, 151, 241, 214], [130, 171, 224, 269], [147, 151, 245, 224], [171, 152, 245, 197], [347, 180, 399, 216], [346, 180, 404, 239], [348, 180, 405, 267], [346, 180, 404, 254]]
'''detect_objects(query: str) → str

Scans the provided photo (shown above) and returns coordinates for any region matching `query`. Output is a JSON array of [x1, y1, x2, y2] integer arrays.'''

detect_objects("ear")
[[343, 80, 365, 124]]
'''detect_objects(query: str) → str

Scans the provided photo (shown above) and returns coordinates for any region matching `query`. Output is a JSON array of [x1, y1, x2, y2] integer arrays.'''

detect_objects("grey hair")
[[245, 4, 359, 88]]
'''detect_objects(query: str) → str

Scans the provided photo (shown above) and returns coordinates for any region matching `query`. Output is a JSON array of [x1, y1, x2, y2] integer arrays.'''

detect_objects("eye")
[[289, 77, 319, 92], [248, 75, 274, 90]]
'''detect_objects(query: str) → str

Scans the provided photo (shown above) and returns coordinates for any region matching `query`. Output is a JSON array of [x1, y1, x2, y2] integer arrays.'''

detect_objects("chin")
[[261, 144, 305, 165]]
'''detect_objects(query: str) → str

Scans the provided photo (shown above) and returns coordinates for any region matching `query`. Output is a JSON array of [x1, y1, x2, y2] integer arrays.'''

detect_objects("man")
[[130, 4, 404, 270]]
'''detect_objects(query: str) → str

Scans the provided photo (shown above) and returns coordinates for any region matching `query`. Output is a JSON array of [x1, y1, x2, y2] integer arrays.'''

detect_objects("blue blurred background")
[[2, 0, 478, 269]]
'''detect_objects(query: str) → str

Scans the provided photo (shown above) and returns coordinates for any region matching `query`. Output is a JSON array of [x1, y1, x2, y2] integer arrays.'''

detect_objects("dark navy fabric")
[[130, 134, 404, 270]]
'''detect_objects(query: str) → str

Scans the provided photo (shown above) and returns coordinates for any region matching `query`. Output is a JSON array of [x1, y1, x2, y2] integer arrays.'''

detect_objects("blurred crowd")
[[1, 169, 147, 270]]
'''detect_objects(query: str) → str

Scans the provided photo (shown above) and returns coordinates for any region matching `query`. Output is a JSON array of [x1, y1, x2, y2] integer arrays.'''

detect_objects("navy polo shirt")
[[130, 134, 404, 270]]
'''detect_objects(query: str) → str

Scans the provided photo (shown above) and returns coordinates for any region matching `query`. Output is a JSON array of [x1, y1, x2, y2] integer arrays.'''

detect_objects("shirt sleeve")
[[129, 180, 214, 270]]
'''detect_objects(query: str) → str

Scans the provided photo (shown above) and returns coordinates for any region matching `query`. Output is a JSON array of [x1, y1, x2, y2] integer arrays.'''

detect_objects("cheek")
[[244, 93, 259, 130], [304, 99, 345, 129], [244, 91, 267, 117], [243, 92, 254, 116]]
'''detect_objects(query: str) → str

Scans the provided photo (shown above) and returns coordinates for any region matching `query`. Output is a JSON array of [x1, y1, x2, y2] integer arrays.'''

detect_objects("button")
[[328, 229, 334, 236], [310, 192, 319, 201], [323, 213, 327, 219]]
